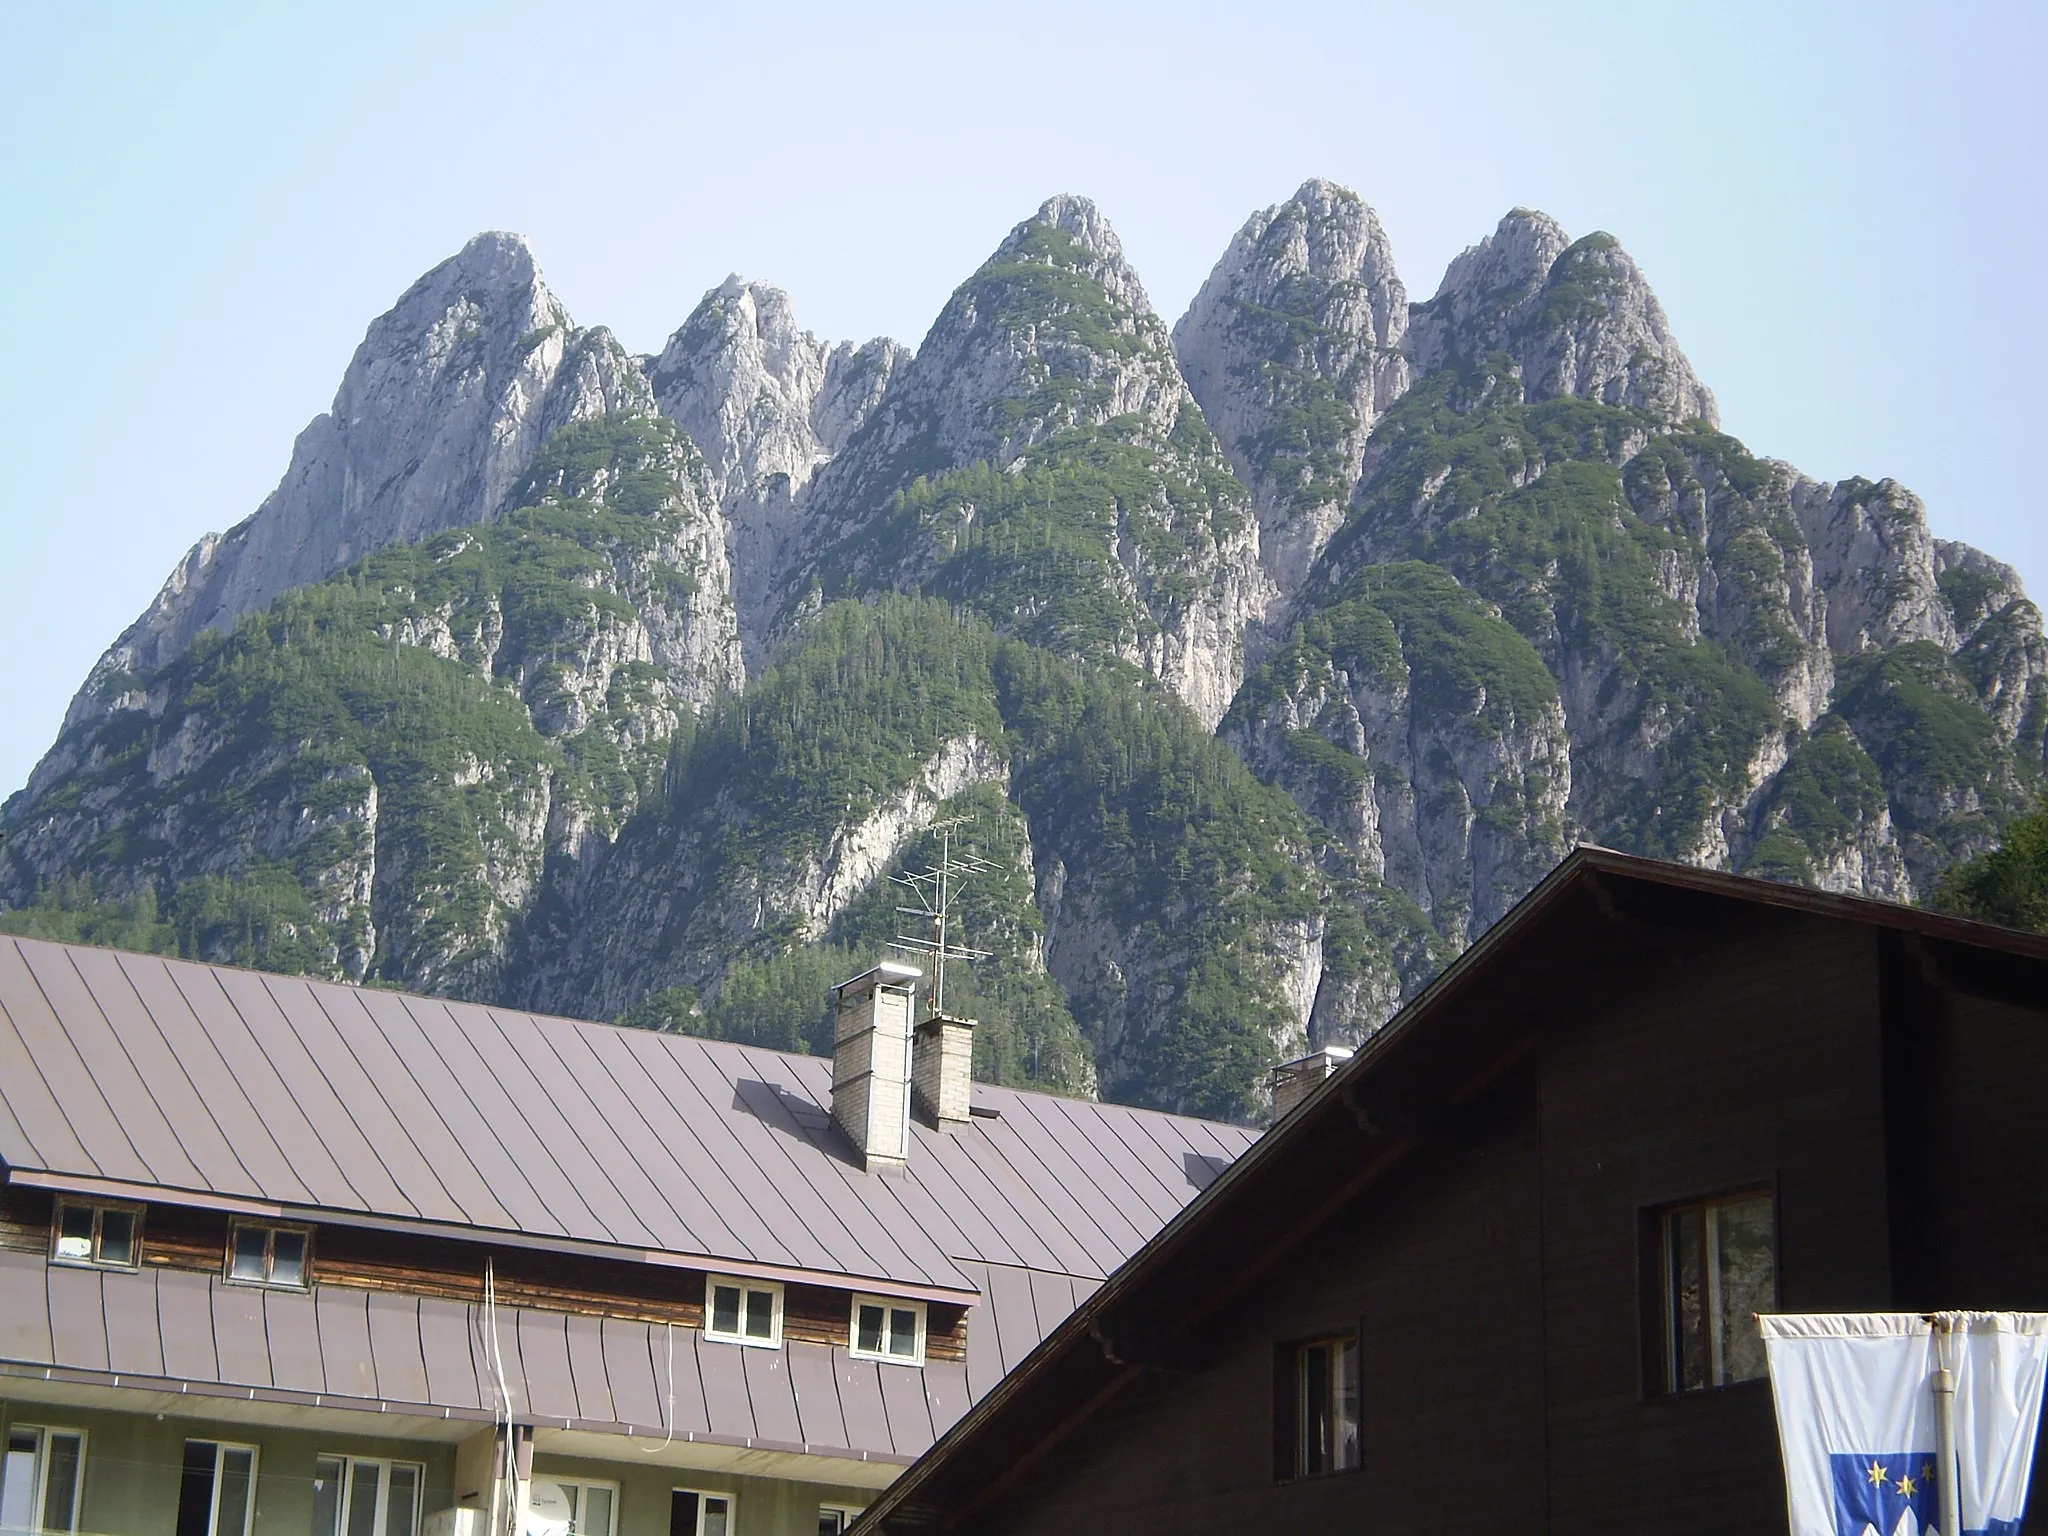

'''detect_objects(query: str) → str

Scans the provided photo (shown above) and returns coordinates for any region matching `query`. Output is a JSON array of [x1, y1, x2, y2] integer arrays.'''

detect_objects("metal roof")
[[0, 936, 1252, 1298]]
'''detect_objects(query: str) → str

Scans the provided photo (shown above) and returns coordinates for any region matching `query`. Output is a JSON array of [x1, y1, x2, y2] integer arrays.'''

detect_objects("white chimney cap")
[[834, 961, 923, 996]]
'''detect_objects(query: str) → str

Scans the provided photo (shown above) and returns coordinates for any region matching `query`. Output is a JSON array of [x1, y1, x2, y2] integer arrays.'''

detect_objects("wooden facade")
[[859, 852, 2048, 1536]]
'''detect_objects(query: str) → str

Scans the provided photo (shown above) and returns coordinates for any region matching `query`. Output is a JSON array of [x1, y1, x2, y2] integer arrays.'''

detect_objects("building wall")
[[1535, 913, 1892, 1535], [969, 1065, 1547, 1536], [530, 1449, 874, 1536], [0, 1399, 456, 1536]]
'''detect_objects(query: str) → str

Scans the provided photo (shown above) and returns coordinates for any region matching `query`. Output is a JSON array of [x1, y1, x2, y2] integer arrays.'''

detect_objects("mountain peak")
[[1408, 208, 1714, 425]]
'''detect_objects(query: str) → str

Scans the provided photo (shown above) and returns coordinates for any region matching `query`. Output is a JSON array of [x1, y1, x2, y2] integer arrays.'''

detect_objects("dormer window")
[[849, 1295, 926, 1365], [50, 1200, 140, 1270], [225, 1222, 311, 1289], [704, 1276, 781, 1347]]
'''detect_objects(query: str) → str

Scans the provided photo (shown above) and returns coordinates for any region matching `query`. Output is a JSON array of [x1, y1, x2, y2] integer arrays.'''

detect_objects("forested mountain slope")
[[5, 182, 2040, 1120]]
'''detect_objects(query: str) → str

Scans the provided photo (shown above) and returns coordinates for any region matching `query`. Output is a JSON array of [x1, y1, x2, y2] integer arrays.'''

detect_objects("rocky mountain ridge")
[[5, 180, 2041, 1121]]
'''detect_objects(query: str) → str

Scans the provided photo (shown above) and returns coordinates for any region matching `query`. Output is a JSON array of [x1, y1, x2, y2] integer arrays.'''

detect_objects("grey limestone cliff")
[[71, 232, 651, 725]]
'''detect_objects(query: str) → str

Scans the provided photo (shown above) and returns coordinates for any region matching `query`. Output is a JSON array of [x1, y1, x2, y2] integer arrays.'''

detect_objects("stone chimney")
[[832, 963, 920, 1168], [1271, 1044, 1354, 1122], [913, 1013, 975, 1127]]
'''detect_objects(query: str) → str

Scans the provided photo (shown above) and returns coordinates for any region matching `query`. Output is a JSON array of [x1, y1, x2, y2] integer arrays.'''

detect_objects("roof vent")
[[832, 963, 920, 1168], [1271, 1045, 1354, 1122], [913, 1013, 975, 1126]]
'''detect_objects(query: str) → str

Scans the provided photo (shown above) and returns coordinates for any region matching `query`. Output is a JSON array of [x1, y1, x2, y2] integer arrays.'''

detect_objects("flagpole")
[[1935, 1316, 1962, 1536]]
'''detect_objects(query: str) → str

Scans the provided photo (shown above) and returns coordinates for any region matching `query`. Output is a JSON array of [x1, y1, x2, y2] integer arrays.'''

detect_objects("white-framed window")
[[849, 1295, 925, 1365], [174, 1440, 258, 1536], [523, 1477, 616, 1536], [312, 1455, 422, 1536], [226, 1221, 312, 1289], [1659, 1188, 1775, 1393], [1, 1424, 85, 1534], [49, 1199, 141, 1270], [704, 1274, 782, 1347], [816, 1505, 864, 1536], [668, 1489, 731, 1536], [1276, 1332, 1360, 1479]]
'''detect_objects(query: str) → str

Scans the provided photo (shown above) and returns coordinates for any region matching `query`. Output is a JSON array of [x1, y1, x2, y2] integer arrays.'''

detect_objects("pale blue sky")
[[2, 1, 2041, 797]]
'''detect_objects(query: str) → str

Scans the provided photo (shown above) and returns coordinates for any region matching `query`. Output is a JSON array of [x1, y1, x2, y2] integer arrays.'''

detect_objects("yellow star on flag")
[[1867, 1462, 1889, 1487], [1897, 1474, 1918, 1497]]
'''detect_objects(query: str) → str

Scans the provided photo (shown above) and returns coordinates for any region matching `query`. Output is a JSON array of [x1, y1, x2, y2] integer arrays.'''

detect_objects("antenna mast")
[[889, 818, 995, 1018]]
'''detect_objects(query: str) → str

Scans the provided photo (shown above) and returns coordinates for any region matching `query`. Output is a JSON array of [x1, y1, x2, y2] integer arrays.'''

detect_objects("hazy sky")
[[2, 1, 2041, 797]]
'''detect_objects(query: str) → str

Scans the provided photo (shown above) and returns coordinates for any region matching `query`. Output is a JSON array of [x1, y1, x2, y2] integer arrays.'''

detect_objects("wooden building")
[[0, 942, 1252, 1536], [854, 847, 2048, 1536]]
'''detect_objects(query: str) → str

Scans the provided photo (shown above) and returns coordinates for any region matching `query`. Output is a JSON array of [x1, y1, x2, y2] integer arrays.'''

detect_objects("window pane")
[[1301, 1341, 1332, 1476], [312, 1457, 345, 1536], [888, 1309, 917, 1357], [175, 1442, 218, 1536], [215, 1449, 255, 1536], [271, 1231, 307, 1288], [41, 1433, 82, 1534], [3, 1430, 40, 1535], [669, 1492, 699, 1536], [817, 1512, 847, 1536], [1336, 1338, 1361, 1471], [1666, 1208, 1708, 1393], [856, 1305, 884, 1354], [56, 1206, 95, 1262], [1714, 1195, 1774, 1385], [701, 1497, 729, 1536], [577, 1486, 610, 1536], [344, 1462, 379, 1536], [711, 1286, 740, 1336], [98, 1210, 136, 1267], [385, 1465, 419, 1536], [230, 1228, 270, 1282], [744, 1289, 773, 1339]]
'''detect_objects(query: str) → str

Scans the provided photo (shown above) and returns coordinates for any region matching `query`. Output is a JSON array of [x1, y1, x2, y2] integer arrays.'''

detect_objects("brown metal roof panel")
[[45, 1264, 108, 1373], [418, 1296, 487, 1412], [785, 1340, 848, 1450], [893, 1136, 1029, 1272], [984, 1094, 1156, 1259], [400, 997, 604, 1240], [271, 977, 468, 1226], [0, 1250, 53, 1365], [692, 1331, 755, 1440], [315, 1285, 377, 1401], [739, 1343, 804, 1446], [513, 1307, 579, 1421], [156, 1268, 219, 1381], [437, 998, 645, 1244], [162, 962, 362, 1210], [574, 1032, 757, 1261], [263, 1287, 323, 1393], [630, 1039, 844, 1274], [921, 1357, 972, 1441], [95, 950, 307, 1199], [351, 991, 555, 1234], [317, 987, 512, 1234], [713, 1045, 945, 1288], [596, 1317, 663, 1432], [211, 1281, 271, 1388], [0, 941, 133, 1179], [831, 1354, 891, 1456], [522, 1026, 720, 1256], [1040, 1095, 1199, 1226], [367, 1291, 431, 1406], [956, 1265, 1006, 1403], [876, 1362, 935, 1457], [100, 1266, 166, 1377], [979, 1264, 1041, 1377], [909, 1129, 1066, 1275], [964, 1107, 1141, 1276], [661, 1321, 714, 1436], [485, 1010, 686, 1251], [207, 967, 400, 1213], [952, 1127, 1102, 1277], [21, 946, 208, 1192], [562, 1312, 614, 1425]]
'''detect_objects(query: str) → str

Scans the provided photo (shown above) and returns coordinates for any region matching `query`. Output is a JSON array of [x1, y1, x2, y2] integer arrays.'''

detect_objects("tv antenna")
[[889, 817, 995, 1018]]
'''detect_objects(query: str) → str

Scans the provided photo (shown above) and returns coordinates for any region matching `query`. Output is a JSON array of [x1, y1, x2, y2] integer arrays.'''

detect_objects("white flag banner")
[[1761, 1312, 2048, 1536]]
